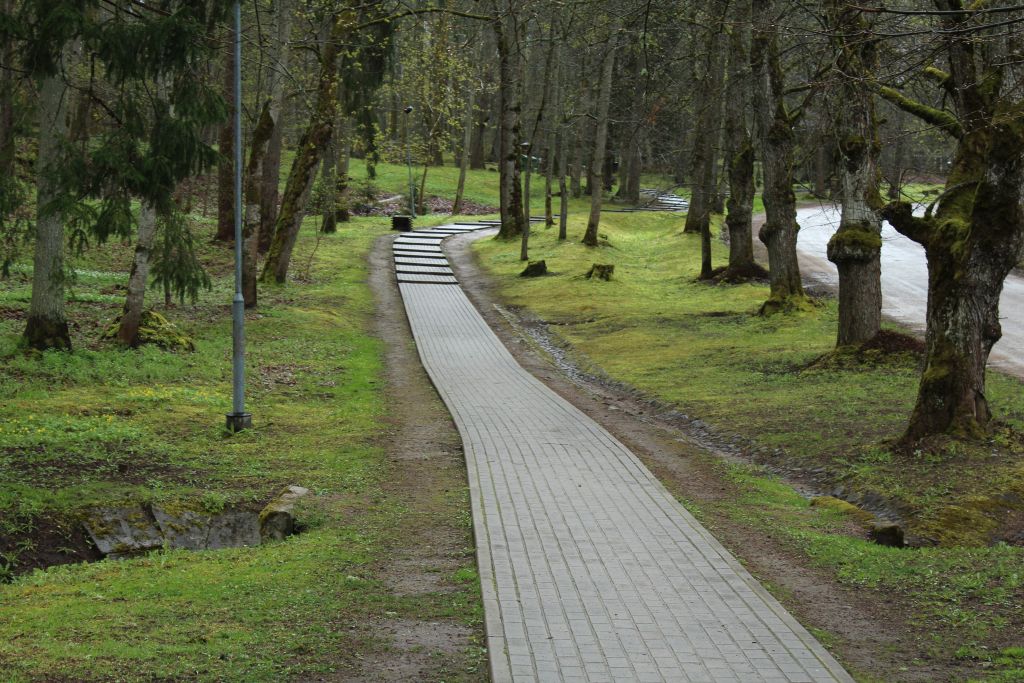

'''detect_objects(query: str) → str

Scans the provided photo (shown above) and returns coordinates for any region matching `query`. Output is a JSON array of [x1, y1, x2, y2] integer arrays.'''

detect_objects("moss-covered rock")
[[102, 309, 195, 352], [810, 495, 876, 525]]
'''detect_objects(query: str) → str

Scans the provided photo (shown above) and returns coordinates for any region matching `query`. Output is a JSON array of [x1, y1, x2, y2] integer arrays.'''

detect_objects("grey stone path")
[[393, 225, 854, 683]]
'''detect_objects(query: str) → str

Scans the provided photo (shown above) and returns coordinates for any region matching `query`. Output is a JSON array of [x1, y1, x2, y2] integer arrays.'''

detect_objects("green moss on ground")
[[473, 205, 1024, 678], [0, 159, 503, 681]]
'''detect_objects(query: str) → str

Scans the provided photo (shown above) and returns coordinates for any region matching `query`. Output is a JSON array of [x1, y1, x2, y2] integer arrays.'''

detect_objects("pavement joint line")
[[392, 226, 853, 683]]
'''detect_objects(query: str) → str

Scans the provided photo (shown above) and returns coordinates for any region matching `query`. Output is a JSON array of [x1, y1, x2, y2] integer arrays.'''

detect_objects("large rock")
[[259, 485, 312, 541], [83, 505, 164, 559], [85, 502, 264, 558], [101, 309, 195, 352], [152, 505, 260, 550], [869, 520, 905, 547], [520, 260, 547, 277]]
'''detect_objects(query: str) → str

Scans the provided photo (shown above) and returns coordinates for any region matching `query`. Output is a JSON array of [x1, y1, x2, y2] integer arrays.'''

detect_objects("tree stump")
[[520, 260, 547, 277], [585, 263, 614, 281]]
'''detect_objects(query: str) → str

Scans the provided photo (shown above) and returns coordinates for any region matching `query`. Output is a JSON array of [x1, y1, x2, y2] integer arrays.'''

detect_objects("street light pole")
[[226, 0, 251, 432], [404, 106, 415, 218]]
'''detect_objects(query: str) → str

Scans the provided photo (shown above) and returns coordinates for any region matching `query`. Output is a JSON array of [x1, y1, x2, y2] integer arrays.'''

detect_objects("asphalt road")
[[793, 204, 1024, 379]]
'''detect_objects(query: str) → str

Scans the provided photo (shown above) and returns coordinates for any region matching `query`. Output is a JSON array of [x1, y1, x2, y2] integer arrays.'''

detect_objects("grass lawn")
[[0, 161, 491, 681], [472, 208, 1024, 681]]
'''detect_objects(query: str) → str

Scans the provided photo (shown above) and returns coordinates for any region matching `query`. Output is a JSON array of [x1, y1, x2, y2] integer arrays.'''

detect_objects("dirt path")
[[443, 229, 957, 683], [335, 235, 486, 682]]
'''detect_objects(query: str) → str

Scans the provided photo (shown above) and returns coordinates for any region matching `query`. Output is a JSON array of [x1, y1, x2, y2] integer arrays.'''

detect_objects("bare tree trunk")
[[0, 0, 14, 179], [570, 59, 589, 199], [582, 31, 620, 247], [826, 0, 882, 347], [684, 18, 726, 240], [115, 202, 158, 345], [751, 0, 806, 313], [337, 122, 351, 223], [494, 10, 525, 239], [544, 142, 554, 226], [259, 0, 295, 254], [319, 136, 339, 234], [417, 162, 429, 215], [215, 35, 235, 242], [557, 127, 568, 240], [24, 73, 72, 350], [453, 90, 474, 214], [813, 143, 829, 199], [617, 113, 642, 205], [884, 115, 905, 200], [261, 13, 346, 284], [469, 92, 488, 169], [722, 0, 757, 278], [569, 125, 583, 197], [243, 104, 274, 307]]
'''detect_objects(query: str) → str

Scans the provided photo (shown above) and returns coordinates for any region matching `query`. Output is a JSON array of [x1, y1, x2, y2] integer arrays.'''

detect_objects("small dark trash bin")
[[392, 215, 413, 232]]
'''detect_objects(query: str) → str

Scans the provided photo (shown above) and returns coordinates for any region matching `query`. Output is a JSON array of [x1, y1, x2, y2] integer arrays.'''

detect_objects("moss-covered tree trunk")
[[826, 0, 882, 347], [582, 30, 619, 247], [24, 73, 71, 351], [884, 129, 1024, 441], [261, 13, 347, 284], [750, 0, 805, 313], [877, 2, 1024, 442]]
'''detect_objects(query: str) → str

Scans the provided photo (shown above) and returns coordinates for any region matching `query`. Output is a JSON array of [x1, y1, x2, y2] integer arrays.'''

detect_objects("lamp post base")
[[225, 412, 252, 432]]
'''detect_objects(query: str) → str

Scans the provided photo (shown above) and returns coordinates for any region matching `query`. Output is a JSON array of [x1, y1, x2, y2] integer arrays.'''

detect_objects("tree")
[[877, 2, 1024, 442], [492, 0, 527, 239], [721, 0, 759, 280], [750, 0, 809, 313], [258, 0, 295, 254], [262, 11, 349, 284], [683, 3, 726, 250], [825, 1, 883, 347], [25, 69, 72, 350], [215, 35, 235, 243], [242, 103, 274, 307], [581, 20, 620, 247], [18, 1, 83, 351]]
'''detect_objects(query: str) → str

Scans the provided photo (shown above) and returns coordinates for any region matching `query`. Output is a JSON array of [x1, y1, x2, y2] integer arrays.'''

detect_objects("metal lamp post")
[[404, 105, 415, 218], [226, 0, 251, 432]]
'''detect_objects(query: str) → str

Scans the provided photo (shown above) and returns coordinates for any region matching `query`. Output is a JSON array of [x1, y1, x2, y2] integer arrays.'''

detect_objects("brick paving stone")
[[394, 227, 854, 682]]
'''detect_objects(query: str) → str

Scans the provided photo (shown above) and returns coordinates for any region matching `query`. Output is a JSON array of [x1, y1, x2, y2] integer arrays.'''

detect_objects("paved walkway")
[[393, 225, 853, 683]]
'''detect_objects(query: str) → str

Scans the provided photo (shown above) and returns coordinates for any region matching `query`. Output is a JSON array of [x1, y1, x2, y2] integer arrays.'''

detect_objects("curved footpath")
[[392, 223, 853, 683]]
